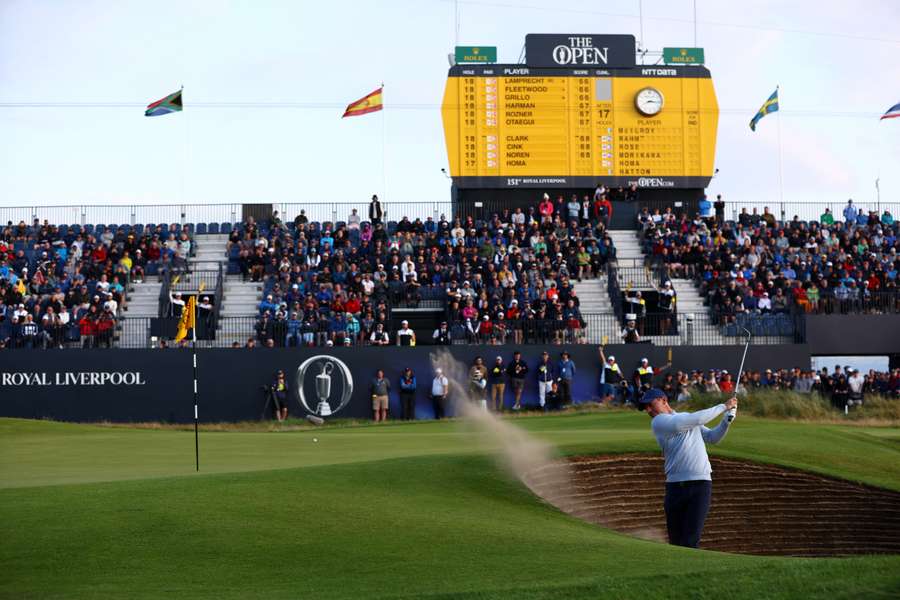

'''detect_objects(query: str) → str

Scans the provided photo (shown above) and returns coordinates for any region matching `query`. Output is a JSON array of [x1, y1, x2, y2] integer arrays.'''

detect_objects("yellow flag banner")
[[174, 295, 196, 342]]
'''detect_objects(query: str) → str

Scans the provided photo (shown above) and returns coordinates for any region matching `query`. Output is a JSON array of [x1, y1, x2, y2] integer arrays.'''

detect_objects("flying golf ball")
[[313, 438, 319, 443]]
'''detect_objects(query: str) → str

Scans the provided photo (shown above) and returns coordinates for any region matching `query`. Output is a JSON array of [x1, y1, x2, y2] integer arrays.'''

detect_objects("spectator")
[[369, 194, 384, 226], [506, 350, 529, 410], [557, 351, 576, 406], [370, 369, 390, 422], [396, 320, 416, 346], [432, 321, 452, 345], [545, 381, 563, 411], [468, 356, 488, 410], [430, 367, 449, 419], [348, 208, 361, 231], [847, 368, 865, 407], [598, 346, 626, 405], [488, 356, 506, 412], [369, 322, 390, 346], [398, 367, 417, 420], [535, 350, 555, 411]]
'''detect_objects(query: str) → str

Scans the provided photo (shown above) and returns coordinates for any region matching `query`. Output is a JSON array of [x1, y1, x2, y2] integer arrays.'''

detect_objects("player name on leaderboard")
[[442, 60, 719, 189]]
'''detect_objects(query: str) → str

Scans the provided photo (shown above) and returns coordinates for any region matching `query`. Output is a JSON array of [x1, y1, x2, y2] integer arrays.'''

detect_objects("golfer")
[[636, 388, 737, 548]]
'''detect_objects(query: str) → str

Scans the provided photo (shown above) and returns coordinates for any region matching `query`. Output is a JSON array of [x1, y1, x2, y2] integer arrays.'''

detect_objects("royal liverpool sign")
[[1, 371, 147, 386]]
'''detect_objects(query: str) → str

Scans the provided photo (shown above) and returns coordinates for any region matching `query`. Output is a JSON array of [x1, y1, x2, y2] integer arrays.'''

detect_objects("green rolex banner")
[[749, 87, 778, 131]]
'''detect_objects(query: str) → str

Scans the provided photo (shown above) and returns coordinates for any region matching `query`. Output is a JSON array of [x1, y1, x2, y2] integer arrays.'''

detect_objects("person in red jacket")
[[538, 193, 554, 222], [78, 306, 98, 348]]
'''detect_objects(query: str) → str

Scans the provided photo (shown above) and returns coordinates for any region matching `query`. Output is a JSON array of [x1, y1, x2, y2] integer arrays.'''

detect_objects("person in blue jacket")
[[399, 367, 417, 420], [557, 351, 576, 406]]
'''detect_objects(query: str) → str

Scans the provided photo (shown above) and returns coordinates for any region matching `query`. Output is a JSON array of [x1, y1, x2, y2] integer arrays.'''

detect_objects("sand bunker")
[[527, 454, 900, 556]]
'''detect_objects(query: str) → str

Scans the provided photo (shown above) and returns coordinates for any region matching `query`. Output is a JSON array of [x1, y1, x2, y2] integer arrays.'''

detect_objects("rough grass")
[[680, 390, 900, 424]]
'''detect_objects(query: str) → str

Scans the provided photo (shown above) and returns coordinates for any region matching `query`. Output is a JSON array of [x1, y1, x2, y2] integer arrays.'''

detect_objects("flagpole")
[[181, 85, 187, 208], [191, 296, 199, 472], [775, 86, 785, 219], [380, 83, 387, 205]]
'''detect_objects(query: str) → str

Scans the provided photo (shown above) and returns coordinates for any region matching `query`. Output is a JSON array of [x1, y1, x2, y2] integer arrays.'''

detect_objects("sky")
[[1, 0, 899, 213]]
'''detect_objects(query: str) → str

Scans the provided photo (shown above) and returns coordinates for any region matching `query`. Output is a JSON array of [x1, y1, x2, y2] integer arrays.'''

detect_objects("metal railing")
[[107, 311, 802, 349], [638, 199, 899, 225], [0, 201, 452, 229]]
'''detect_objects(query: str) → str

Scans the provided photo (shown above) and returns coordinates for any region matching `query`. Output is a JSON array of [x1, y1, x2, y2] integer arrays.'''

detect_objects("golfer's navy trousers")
[[664, 480, 712, 548]]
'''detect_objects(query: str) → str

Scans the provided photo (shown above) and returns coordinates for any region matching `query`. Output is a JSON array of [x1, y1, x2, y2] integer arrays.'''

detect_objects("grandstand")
[[2, 196, 896, 351]]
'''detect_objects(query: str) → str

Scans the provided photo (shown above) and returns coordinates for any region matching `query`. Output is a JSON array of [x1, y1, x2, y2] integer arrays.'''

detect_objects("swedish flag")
[[749, 87, 779, 131]]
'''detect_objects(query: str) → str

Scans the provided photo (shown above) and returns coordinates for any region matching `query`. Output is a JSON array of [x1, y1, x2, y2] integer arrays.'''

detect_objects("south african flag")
[[145, 89, 183, 117]]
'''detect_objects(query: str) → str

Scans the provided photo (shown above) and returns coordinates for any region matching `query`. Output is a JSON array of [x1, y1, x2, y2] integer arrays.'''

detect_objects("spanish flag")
[[342, 86, 383, 118], [174, 295, 196, 342]]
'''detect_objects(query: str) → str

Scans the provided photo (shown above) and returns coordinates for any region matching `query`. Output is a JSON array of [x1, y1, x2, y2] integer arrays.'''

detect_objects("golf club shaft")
[[730, 328, 751, 420]]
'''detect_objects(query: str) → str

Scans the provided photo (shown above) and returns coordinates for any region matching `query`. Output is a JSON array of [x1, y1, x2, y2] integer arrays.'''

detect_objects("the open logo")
[[294, 355, 354, 417]]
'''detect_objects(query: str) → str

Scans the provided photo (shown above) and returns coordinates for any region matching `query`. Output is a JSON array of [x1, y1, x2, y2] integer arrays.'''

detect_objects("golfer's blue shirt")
[[651, 404, 731, 483]]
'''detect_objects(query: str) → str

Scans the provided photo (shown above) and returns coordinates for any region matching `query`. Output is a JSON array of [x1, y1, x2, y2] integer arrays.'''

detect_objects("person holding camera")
[[270, 370, 289, 422]]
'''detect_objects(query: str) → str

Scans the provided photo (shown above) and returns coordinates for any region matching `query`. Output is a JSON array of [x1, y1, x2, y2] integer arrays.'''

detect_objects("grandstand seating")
[[0, 220, 194, 349], [636, 204, 899, 338]]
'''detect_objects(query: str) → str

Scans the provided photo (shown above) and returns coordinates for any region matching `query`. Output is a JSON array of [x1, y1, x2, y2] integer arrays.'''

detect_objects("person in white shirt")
[[757, 292, 772, 313], [396, 320, 416, 346], [401, 257, 417, 282], [348, 209, 361, 230], [430, 368, 450, 419]]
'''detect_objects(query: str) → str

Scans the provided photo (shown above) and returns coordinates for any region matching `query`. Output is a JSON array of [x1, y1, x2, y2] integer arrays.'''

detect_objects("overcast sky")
[[2, 0, 899, 213]]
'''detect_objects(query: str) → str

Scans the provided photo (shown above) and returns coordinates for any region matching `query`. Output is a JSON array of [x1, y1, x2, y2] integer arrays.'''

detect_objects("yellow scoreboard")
[[441, 65, 719, 189]]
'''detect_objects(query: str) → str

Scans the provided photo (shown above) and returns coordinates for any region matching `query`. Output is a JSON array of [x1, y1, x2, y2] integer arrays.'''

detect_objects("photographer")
[[270, 370, 289, 422]]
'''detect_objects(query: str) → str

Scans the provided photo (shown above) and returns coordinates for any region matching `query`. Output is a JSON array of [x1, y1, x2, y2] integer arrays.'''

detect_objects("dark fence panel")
[[806, 314, 900, 355], [0, 344, 811, 423]]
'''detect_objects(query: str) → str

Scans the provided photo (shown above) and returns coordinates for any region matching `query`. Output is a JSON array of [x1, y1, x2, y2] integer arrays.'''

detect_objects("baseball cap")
[[636, 388, 667, 406]]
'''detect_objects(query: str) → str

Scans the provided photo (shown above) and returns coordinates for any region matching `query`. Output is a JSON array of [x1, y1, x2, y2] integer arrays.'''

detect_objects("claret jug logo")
[[294, 355, 354, 417]]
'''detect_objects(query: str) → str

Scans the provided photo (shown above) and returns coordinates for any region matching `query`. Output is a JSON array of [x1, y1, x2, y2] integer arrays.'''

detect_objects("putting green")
[[1, 413, 898, 599]]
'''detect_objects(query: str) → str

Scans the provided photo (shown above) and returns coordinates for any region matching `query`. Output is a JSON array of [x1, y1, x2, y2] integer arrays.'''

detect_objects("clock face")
[[635, 87, 664, 116]]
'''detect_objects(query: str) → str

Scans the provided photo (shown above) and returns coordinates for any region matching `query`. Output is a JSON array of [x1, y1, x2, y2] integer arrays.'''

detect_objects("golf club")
[[730, 327, 752, 421]]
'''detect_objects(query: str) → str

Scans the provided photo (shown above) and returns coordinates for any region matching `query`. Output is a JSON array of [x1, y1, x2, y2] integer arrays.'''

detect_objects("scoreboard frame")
[[441, 63, 718, 190]]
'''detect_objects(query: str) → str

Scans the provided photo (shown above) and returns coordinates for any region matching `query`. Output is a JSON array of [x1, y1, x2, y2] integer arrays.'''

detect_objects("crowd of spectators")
[[639, 199, 899, 329], [1, 219, 192, 349], [660, 365, 900, 405], [242, 188, 619, 347]]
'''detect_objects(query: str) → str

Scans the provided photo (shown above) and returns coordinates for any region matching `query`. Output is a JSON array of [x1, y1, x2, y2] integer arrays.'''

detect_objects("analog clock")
[[635, 87, 664, 116]]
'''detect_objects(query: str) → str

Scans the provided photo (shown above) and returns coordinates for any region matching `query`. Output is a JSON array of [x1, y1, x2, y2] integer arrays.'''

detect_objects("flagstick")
[[775, 86, 785, 219], [192, 297, 199, 472]]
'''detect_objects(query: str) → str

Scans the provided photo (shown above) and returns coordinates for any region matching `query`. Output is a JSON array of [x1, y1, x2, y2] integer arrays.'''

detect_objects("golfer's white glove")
[[726, 407, 737, 423]]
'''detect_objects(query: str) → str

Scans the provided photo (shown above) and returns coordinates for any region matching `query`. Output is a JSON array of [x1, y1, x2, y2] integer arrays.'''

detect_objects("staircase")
[[608, 230, 655, 287], [667, 278, 730, 345], [119, 280, 161, 347], [573, 277, 619, 344], [189, 234, 229, 270]]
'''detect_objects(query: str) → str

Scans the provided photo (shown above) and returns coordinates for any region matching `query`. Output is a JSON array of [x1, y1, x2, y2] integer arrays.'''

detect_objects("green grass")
[[1, 413, 899, 599]]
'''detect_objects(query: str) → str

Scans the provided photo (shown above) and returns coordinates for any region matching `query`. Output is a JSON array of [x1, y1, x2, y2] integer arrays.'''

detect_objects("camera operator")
[[270, 370, 289, 422]]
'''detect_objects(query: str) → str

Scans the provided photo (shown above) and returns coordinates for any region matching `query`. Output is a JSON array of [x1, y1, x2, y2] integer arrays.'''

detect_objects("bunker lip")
[[527, 454, 900, 557]]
